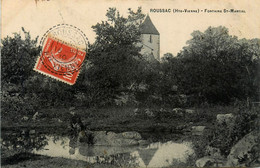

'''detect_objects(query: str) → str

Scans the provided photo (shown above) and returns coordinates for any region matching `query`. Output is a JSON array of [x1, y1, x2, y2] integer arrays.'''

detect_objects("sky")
[[2, 0, 260, 57]]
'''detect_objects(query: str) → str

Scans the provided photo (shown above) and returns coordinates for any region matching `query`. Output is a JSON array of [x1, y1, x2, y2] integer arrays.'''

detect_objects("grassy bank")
[[1, 152, 115, 168], [2, 105, 239, 140]]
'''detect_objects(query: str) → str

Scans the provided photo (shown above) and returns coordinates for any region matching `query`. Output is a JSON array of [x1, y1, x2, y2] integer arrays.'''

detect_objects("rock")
[[111, 138, 139, 146], [22, 116, 29, 121], [191, 126, 206, 135], [121, 131, 142, 140], [196, 157, 226, 167], [69, 107, 76, 116], [106, 131, 117, 136], [179, 94, 187, 104], [149, 95, 162, 101], [29, 130, 36, 134], [69, 107, 76, 111], [159, 108, 166, 112], [145, 108, 154, 117], [171, 85, 178, 92], [172, 108, 183, 115], [216, 113, 234, 124], [107, 131, 122, 139], [92, 131, 142, 146], [185, 109, 195, 114], [133, 108, 139, 115], [21, 130, 26, 135], [92, 131, 108, 145], [32, 112, 39, 121], [93, 131, 106, 136], [138, 140, 149, 146], [196, 157, 215, 167], [226, 130, 260, 167]]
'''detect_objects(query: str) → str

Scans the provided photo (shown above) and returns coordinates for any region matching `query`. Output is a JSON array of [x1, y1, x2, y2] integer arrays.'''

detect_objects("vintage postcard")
[[1, 0, 260, 167]]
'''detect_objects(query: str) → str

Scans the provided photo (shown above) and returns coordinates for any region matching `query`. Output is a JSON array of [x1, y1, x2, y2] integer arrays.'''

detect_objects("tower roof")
[[140, 15, 160, 35]]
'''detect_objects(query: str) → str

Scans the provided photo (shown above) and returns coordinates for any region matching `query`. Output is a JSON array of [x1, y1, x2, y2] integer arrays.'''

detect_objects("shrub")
[[208, 105, 259, 156], [1, 85, 39, 122]]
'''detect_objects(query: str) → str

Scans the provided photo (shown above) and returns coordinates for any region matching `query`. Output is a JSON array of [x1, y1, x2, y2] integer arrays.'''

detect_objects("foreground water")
[[33, 135, 194, 167]]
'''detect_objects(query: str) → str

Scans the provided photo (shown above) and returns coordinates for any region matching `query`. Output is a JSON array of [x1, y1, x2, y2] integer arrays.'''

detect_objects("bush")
[[208, 105, 259, 156], [1, 85, 39, 122]]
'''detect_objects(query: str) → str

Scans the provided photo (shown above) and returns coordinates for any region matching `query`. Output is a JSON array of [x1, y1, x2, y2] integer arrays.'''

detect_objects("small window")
[[149, 35, 152, 43]]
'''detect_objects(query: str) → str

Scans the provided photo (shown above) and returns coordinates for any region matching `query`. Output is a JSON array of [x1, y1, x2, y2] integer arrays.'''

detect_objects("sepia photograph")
[[1, 0, 260, 167]]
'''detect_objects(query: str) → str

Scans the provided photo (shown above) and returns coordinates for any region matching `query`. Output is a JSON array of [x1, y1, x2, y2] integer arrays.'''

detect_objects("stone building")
[[140, 15, 160, 61]]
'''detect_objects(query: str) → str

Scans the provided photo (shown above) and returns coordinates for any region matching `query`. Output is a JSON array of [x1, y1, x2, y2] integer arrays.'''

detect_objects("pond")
[[32, 135, 194, 167], [1, 129, 195, 167]]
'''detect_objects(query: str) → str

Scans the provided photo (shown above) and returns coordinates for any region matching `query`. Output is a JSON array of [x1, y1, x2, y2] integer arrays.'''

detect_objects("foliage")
[[1, 12, 259, 110], [207, 106, 259, 156], [86, 7, 146, 106], [1, 29, 77, 122], [166, 26, 260, 105], [1, 85, 38, 121], [161, 52, 174, 62], [1, 28, 41, 85], [1, 29, 41, 121], [1, 130, 48, 154]]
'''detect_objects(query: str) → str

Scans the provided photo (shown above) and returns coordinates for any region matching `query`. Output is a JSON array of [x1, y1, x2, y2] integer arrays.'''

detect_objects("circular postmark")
[[39, 24, 88, 75], [34, 24, 88, 85]]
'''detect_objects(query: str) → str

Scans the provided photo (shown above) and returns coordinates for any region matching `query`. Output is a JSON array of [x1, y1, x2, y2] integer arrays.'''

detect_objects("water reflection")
[[33, 135, 194, 167], [136, 141, 194, 167], [1, 130, 47, 154]]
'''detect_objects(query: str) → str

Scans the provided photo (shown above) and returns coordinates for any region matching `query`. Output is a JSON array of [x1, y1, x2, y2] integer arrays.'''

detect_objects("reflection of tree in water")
[[1, 130, 48, 154], [95, 153, 139, 167], [51, 135, 67, 148], [67, 133, 139, 167]]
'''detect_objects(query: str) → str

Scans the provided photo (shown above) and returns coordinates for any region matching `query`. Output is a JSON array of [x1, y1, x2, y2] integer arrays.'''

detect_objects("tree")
[[1, 28, 78, 120], [1, 28, 41, 87], [176, 26, 260, 104], [161, 52, 174, 62], [234, 38, 260, 102], [1, 29, 41, 120], [86, 7, 145, 105]]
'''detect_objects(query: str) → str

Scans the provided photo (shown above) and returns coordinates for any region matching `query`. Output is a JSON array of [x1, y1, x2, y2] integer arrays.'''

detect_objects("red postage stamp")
[[34, 36, 86, 85]]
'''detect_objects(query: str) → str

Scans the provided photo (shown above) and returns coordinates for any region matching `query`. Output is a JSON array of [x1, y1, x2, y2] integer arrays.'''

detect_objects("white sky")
[[2, 0, 260, 57]]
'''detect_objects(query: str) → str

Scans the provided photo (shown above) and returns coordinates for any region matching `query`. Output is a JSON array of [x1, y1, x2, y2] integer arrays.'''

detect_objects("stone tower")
[[140, 15, 160, 61]]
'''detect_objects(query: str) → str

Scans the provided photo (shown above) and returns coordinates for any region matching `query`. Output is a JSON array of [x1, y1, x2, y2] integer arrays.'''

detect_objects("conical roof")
[[140, 15, 160, 35]]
